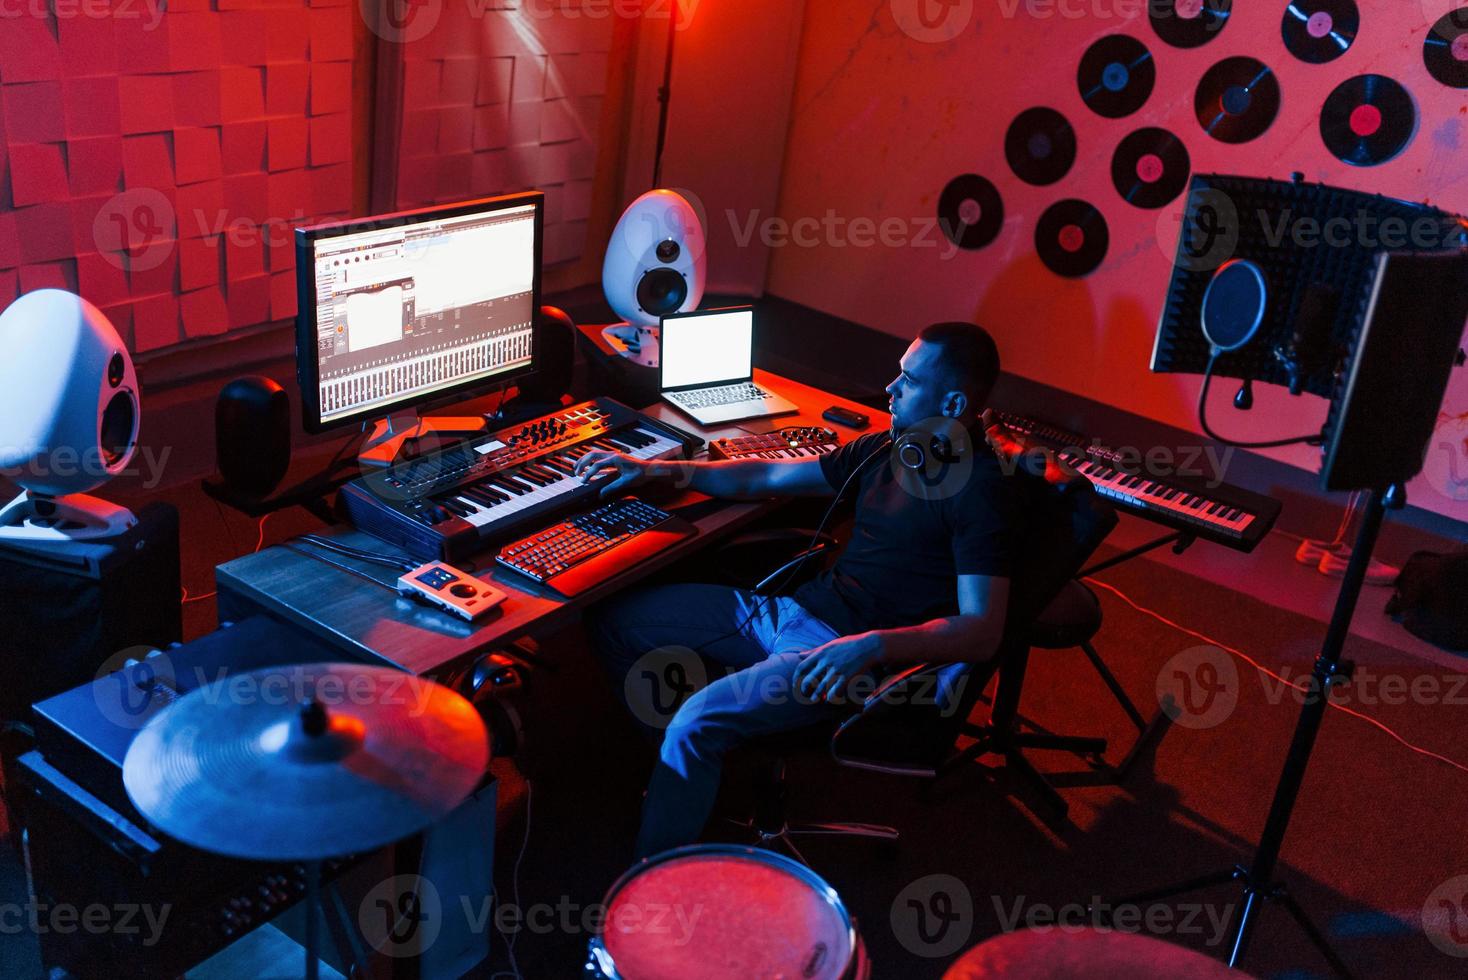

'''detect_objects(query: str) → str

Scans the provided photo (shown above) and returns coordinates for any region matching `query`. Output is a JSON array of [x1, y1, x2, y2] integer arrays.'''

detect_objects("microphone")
[[1275, 282, 1338, 395]]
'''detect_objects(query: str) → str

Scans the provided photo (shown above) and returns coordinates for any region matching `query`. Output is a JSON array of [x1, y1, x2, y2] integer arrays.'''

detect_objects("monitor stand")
[[358, 412, 489, 468]]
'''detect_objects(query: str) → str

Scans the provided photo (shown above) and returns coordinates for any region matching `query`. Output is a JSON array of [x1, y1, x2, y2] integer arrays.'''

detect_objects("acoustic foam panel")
[[0, 2, 356, 353], [387, 6, 612, 267]]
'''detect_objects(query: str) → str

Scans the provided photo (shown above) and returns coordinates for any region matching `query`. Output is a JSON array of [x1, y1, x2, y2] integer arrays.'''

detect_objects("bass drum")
[[586, 844, 870, 979]]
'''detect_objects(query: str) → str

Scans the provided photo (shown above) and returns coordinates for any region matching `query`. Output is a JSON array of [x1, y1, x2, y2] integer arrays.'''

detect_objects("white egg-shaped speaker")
[[0, 289, 139, 543], [602, 189, 707, 330]]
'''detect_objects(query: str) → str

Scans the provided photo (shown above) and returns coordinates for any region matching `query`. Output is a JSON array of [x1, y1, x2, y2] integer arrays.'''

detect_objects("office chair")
[[709, 477, 1123, 866], [831, 481, 1125, 820]]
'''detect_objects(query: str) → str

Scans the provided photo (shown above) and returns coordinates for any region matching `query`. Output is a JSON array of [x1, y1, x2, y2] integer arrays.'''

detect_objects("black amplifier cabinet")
[[17, 617, 365, 978], [20, 752, 357, 978], [0, 501, 181, 723]]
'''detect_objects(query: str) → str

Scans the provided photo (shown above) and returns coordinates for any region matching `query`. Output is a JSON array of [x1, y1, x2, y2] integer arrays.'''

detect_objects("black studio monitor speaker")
[[518, 305, 577, 404], [216, 376, 292, 498]]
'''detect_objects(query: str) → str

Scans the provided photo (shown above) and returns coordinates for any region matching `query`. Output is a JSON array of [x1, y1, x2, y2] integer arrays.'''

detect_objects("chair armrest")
[[861, 662, 939, 711], [753, 543, 833, 594], [708, 528, 839, 594], [718, 528, 837, 552], [830, 660, 993, 776]]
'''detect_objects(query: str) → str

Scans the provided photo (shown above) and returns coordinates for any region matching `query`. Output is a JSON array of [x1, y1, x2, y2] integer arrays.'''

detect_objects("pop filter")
[[1200, 258, 1267, 353]]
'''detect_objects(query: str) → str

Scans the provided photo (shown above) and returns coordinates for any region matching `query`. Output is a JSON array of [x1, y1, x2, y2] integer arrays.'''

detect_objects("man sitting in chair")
[[577, 322, 1053, 858]]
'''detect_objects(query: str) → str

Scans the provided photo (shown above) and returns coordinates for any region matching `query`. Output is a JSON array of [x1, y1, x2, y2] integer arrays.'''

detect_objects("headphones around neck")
[[896, 431, 960, 471], [894, 420, 965, 472]]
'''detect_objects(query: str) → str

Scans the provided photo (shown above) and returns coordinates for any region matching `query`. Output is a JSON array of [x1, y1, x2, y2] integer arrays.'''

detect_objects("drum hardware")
[[122, 662, 490, 980]]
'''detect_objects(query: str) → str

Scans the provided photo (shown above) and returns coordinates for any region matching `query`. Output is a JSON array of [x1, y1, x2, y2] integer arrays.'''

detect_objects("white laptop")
[[659, 307, 798, 426]]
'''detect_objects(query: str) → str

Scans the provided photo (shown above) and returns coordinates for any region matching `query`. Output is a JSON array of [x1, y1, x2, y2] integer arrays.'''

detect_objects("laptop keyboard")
[[671, 382, 769, 409]]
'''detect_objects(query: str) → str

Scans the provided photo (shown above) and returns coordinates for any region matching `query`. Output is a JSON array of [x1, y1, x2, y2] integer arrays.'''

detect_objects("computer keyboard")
[[670, 382, 768, 409], [495, 497, 697, 595]]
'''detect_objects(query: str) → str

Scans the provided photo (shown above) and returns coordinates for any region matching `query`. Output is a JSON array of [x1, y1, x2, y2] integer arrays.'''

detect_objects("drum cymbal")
[[123, 662, 489, 861]]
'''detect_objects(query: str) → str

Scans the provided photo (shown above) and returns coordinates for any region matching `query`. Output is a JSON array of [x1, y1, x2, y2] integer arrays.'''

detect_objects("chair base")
[[944, 725, 1108, 818], [724, 753, 900, 867]]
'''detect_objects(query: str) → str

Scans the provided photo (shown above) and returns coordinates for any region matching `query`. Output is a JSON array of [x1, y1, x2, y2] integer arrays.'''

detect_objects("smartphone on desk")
[[822, 405, 870, 429]]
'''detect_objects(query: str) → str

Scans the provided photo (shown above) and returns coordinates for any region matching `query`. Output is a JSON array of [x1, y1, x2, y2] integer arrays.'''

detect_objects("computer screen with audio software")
[[295, 192, 543, 431]]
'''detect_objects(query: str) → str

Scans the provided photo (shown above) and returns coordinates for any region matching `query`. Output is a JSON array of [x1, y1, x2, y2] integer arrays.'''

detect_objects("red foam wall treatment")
[[0, 3, 355, 353], [384, 5, 612, 269]]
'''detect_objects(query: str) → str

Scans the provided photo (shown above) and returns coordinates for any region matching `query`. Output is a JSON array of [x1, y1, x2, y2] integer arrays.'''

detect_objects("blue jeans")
[[588, 583, 854, 857]]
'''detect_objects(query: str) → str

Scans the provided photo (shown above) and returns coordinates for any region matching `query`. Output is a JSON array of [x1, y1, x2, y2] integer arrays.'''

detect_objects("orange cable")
[[181, 514, 272, 606], [1084, 576, 1468, 777]]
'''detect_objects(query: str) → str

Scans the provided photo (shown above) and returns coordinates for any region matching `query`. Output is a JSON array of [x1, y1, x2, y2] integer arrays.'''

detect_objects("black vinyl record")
[[937, 174, 1004, 251], [1150, 0, 1232, 49], [1036, 200, 1109, 278], [1194, 57, 1281, 143], [1005, 108, 1077, 186], [1111, 128, 1191, 209], [1281, 0, 1358, 64], [1424, 9, 1468, 89], [1320, 74, 1416, 166], [1077, 35, 1156, 119]]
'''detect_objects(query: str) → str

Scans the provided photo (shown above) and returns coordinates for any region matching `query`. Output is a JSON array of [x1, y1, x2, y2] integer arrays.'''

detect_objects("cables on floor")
[[490, 779, 533, 980], [1083, 575, 1468, 776], [183, 513, 275, 604]]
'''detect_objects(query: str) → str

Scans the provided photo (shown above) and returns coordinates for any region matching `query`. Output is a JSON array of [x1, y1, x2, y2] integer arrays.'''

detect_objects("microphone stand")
[[1092, 485, 1403, 980]]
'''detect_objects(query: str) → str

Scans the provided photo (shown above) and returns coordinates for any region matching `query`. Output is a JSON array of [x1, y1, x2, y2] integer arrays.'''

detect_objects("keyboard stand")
[[1077, 529, 1196, 578]]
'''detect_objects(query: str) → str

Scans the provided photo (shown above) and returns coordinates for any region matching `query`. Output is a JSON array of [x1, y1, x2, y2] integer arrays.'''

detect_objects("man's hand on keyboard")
[[575, 450, 657, 497]]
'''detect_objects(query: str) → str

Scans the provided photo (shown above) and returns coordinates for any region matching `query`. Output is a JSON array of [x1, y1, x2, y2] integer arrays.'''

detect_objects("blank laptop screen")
[[661, 309, 753, 390]]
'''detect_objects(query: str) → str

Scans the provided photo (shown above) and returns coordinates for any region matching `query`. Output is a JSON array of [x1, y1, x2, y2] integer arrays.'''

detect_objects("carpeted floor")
[[3, 478, 1466, 979]]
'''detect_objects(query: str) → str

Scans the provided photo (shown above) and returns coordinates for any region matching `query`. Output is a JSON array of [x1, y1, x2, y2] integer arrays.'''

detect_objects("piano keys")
[[997, 411, 1282, 552], [339, 398, 694, 562]]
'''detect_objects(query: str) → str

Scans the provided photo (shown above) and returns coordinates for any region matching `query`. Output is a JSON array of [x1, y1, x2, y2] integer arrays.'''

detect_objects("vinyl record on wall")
[[1281, 0, 1359, 64], [1036, 200, 1109, 278], [1150, 0, 1232, 49], [1111, 128, 1191, 209], [1423, 8, 1468, 89], [1005, 108, 1078, 186], [1194, 57, 1281, 143], [1077, 35, 1156, 119], [937, 174, 1005, 251], [1320, 74, 1417, 166]]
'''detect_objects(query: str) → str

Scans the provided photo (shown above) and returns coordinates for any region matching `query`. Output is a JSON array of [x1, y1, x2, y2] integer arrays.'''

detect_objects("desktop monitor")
[[295, 192, 544, 441]]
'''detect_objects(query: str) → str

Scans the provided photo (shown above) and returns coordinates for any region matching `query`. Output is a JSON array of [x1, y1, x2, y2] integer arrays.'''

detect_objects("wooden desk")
[[214, 370, 885, 679]]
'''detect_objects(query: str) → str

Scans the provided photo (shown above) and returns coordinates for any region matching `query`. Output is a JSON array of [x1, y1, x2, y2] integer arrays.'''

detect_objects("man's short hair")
[[918, 321, 1000, 405]]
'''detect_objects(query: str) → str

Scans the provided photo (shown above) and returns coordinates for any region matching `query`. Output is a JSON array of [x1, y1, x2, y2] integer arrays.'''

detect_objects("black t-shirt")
[[793, 431, 1030, 636]]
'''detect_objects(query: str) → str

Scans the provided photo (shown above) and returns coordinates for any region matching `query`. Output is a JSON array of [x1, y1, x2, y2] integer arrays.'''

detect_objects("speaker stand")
[[0, 490, 137, 546], [601, 323, 661, 369]]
